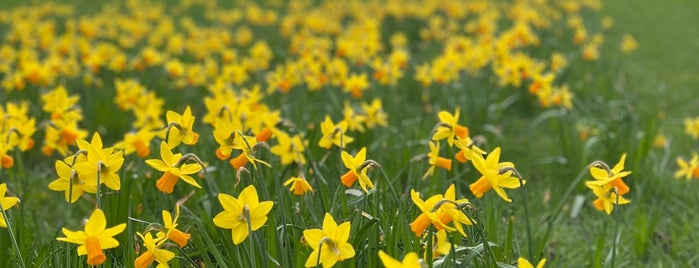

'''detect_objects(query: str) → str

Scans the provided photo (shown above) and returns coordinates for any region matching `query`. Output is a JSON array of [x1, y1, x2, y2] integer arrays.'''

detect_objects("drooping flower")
[[56, 209, 126, 266], [283, 176, 314, 196], [134, 232, 175, 268], [145, 142, 203, 194], [303, 213, 355, 267], [469, 147, 525, 202], [340, 147, 375, 193], [409, 184, 473, 237], [0, 183, 20, 228], [228, 134, 270, 170], [423, 141, 452, 179], [453, 136, 486, 163], [213, 185, 274, 245], [378, 250, 422, 268]]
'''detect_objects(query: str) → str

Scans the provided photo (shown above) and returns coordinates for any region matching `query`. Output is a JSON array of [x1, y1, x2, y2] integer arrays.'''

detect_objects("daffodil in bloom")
[[586, 154, 630, 196], [453, 136, 486, 163], [684, 117, 699, 139], [74, 133, 125, 191], [56, 209, 126, 266], [318, 116, 353, 149], [158, 205, 190, 247], [165, 106, 199, 148], [620, 34, 638, 53], [432, 109, 469, 146], [145, 142, 203, 194], [213, 185, 274, 245], [341, 147, 375, 193], [378, 250, 422, 268], [361, 98, 388, 129], [0, 183, 20, 228], [303, 213, 355, 267], [518, 257, 546, 268], [675, 153, 699, 180], [430, 229, 452, 258], [134, 232, 175, 268], [48, 160, 96, 203], [228, 134, 270, 170], [423, 141, 452, 179], [469, 147, 525, 202], [284, 176, 314, 196], [212, 117, 243, 160], [585, 181, 631, 215], [270, 131, 307, 166], [115, 128, 155, 158], [410, 184, 473, 237]]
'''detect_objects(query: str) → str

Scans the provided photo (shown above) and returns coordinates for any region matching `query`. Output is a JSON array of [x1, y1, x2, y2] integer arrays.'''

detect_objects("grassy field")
[[0, 0, 698, 267]]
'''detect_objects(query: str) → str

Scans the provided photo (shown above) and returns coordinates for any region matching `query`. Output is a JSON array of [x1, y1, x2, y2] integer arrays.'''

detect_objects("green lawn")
[[0, 0, 698, 267]]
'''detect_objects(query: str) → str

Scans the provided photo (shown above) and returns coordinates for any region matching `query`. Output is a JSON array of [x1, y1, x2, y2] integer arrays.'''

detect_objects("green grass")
[[0, 0, 698, 267]]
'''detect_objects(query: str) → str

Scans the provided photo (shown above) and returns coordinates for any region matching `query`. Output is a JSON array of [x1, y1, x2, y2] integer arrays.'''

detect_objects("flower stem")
[[0, 205, 26, 268]]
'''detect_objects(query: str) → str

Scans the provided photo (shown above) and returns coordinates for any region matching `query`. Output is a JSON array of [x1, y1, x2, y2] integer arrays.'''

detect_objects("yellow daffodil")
[[318, 116, 353, 149], [74, 133, 124, 191], [342, 101, 366, 133], [361, 98, 388, 129], [453, 136, 486, 163], [469, 147, 524, 203], [165, 106, 199, 148], [409, 190, 454, 236], [585, 181, 631, 215], [115, 128, 155, 158], [378, 250, 422, 268], [135, 232, 175, 268], [586, 154, 630, 195], [303, 213, 355, 267], [56, 209, 126, 266], [213, 185, 274, 245], [158, 205, 190, 247], [0, 183, 20, 228], [145, 142, 203, 194], [48, 160, 97, 203], [432, 109, 469, 147], [675, 153, 699, 180], [283, 176, 314, 196], [228, 134, 270, 170], [212, 117, 243, 160], [518, 257, 546, 268], [341, 147, 375, 193], [423, 141, 452, 179], [270, 131, 307, 166], [620, 34, 638, 53]]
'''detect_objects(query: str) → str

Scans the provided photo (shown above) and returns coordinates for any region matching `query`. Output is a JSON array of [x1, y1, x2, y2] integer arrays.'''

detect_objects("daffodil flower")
[[586, 153, 631, 196], [303, 213, 355, 267], [340, 147, 375, 193], [675, 153, 699, 180], [409, 190, 454, 236], [135, 232, 175, 268], [48, 160, 97, 203], [0, 183, 20, 228], [270, 131, 307, 166], [145, 142, 203, 194], [158, 205, 190, 247], [585, 181, 631, 215], [432, 109, 469, 147], [423, 141, 452, 179], [74, 133, 124, 191], [283, 176, 314, 196], [469, 147, 525, 203], [228, 134, 270, 170], [379, 250, 422, 268], [518, 257, 546, 268], [213, 185, 274, 245], [56, 209, 126, 266], [165, 106, 199, 148], [453, 136, 486, 163], [318, 116, 353, 149]]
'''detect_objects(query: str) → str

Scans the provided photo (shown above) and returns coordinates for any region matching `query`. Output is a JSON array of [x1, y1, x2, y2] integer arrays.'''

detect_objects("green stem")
[[245, 206, 256, 267], [519, 178, 533, 260], [0, 204, 26, 268], [96, 162, 102, 209]]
